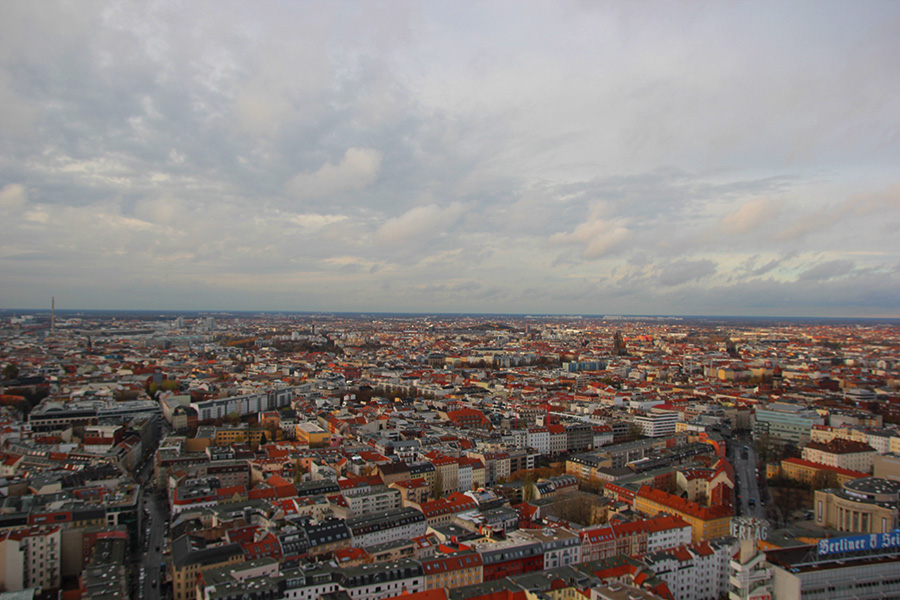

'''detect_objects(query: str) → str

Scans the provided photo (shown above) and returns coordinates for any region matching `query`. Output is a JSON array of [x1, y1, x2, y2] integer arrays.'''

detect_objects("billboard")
[[818, 530, 900, 556]]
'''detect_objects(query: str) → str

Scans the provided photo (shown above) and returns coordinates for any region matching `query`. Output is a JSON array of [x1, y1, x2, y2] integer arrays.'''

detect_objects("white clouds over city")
[[0, 0, 899, 316]]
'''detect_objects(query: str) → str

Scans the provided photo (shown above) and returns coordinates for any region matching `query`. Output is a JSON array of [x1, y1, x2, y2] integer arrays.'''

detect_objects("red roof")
[[782, 457, 869, 479]]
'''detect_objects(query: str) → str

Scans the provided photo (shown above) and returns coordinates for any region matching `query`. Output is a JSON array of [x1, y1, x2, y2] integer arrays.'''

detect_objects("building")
[[754, 403, 824, 445], [170, 536, 244, 600], [522, 527, 581, 569], [802, 439, 875, 474], [634, 486, 732, 542], [420, 551, 483, 590], [633, 409, 678, 438], [296, 422, 331, 448], [813, 477, 900, 533], [778, 458, 868, 487], [347, 507, 428, 549], [343, 486, 402, 518], [0, 526, 61, 593], [642, 538, 737, 600], [471, 532, 543, 581], [767, 533, 900, 599], [191, 386, 299, 423], [728, 517, 772, 600], [565, 423, 594, 453], [526, 428, 550, 455]]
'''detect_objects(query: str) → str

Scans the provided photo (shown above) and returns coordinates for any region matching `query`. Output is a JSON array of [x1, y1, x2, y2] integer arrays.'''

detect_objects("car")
[[749, 498, 756, 506], [151, 580, 157, 587], [155, 546, 160, 552]]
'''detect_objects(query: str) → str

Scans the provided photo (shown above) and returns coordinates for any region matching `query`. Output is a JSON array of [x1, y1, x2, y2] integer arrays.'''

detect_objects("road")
[[136, 427, 172, 600], [728, 434, 766, 520]]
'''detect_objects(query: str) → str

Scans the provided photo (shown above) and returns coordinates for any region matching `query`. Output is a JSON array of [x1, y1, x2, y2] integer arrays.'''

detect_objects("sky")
[[1, 1, 899, 317]]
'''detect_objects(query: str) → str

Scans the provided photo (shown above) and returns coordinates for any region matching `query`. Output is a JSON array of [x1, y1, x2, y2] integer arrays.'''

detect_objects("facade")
[[170, 537, 244, 600], [347, 507, 428, 549], [754, 403, 824, 445], [767, 540, 900, 599], [344, 487, 402, 518], [524, 527, 581, 569], [565, 423, 594, 453], [779, 458, 868, 487], [802, 439, 875, 474], [729, 518, 772, 600], [526, 428, 550, 455], [813, 477, 900, 533], [635, 486, 732, 542], [421, 551, 483, 590], [642, 538, 737, 600], [191, 386, 299, 423], [633, 409, 678, 438], [0, 526, 61, 593]]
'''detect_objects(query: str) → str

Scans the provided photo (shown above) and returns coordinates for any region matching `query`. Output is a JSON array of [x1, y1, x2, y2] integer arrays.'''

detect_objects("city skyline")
[[1, 1, 899, 317]]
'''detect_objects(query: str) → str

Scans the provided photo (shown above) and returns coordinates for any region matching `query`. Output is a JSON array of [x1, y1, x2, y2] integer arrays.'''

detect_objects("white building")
[[524, 527, 581, 569], [548, 425, 568, 455], [642, 538, 737, 600], [458, 462, 473, 492], [634, 409, 678, 438], [347, 507, 427, 549], [344, 487, 402, 518], [645, 515, 693, 551], [527, 428, 550, 454], [593, 425, 614, 447]]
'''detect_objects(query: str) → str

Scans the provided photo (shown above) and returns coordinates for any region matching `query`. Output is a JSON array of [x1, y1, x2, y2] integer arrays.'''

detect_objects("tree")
[[767, 486, 808, 527], [433, 472, 444, 499], [293, 458, 306, 484], [2, 363, 19, 381], [259, 431, 268, 446], [523, 476, 536, 502], [627, 423, 643, 441], [813, 470, 840, 491]]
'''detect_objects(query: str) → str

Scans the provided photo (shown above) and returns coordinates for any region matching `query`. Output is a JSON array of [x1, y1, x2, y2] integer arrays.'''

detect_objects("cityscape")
[[2, 2, 900, 600], [1, 311, 899, 600]]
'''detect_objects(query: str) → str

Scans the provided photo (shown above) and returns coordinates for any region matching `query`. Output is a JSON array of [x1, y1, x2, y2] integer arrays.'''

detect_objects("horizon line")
[[2, 307, 899, 322]]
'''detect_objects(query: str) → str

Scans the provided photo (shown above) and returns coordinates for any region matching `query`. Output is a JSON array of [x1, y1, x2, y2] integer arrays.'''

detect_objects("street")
[[136, 436, 171, 600], [728, 434, 766, 520]]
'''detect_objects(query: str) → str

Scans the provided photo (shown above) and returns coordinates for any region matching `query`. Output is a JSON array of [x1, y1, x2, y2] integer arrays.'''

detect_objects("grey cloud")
[[797, 259, 855, 282], [657, 259, 717, 287]]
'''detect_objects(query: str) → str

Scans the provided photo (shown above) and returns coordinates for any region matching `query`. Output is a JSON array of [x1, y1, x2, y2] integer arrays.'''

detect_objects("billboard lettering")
[[818, 530, 900, 555]]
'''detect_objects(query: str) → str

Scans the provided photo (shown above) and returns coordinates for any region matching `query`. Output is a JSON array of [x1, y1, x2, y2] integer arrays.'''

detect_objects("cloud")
[[550, 217, 631, 259], [1, 1, 899, 315], [797, 259, 855, 282], [0, 183, 27, 212], [657, 259, 717, 286], [287, 213, 348, 234], [718, 197, 779, 235], [285, 148, 383, 201], [375, 202, 465, 246]]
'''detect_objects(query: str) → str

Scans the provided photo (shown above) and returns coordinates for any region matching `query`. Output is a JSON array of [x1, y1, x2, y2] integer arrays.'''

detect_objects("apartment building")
[[0, 526, 61, 593]]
